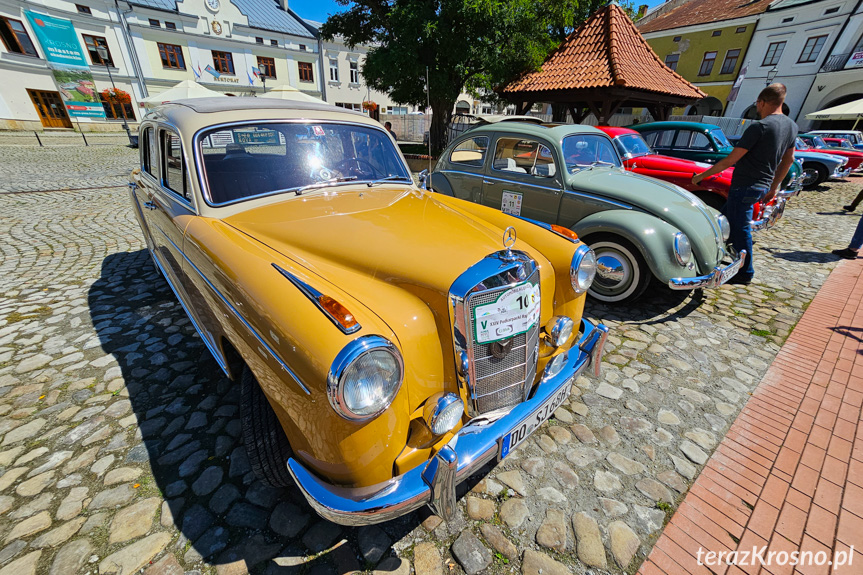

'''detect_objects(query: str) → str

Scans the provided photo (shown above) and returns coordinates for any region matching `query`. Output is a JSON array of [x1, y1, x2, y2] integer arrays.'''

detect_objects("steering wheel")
[[334, 158, 380, 179]]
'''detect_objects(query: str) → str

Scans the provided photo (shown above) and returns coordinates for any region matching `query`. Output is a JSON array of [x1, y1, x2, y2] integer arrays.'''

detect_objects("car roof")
[[595, 126, 638, 137], [631, 121, 719, 131], [461, 122, 606, 140], [143, 97, 379, 135]]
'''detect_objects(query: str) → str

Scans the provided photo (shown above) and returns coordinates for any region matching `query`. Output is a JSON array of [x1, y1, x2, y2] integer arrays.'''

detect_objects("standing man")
[[692, 83, 797, 285], [384, 121, 398, 141]]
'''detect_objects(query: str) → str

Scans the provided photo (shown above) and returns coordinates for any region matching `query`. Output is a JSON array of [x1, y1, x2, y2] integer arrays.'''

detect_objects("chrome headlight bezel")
[[327, 335, 404, 421], [570, 244, 597, 294], [717, 214, 731, 242], [673, 232, 692, 266]]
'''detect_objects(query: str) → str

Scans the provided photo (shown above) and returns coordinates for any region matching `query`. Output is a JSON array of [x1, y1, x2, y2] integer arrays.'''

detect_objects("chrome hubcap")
[[594, 252, 632, 294], [801, 168, 819, 186]]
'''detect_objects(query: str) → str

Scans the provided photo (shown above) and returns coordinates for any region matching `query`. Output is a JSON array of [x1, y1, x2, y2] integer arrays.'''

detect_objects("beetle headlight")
[[328, 336, 404, 421], [717, 215, 730, 242], [570, 244, 597, 294], [673, 232, 692, 266]]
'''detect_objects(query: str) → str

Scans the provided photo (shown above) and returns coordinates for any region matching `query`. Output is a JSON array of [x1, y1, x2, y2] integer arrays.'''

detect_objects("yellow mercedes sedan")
[[129, 98, 608, 525]]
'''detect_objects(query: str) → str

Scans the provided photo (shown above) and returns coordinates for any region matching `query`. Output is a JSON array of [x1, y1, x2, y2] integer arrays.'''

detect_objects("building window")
[[82, 35, 112, 66], [329, 58, 339, 82], [149, 18, 160, 28], [736, 26, 746, 33], [212, 50, 234, 74], [720, 49, 740, 74], [256, 37, 263, 44], [349, 61, 359, 83], [158, 42, 185, 69], [762, 41, 785, 66], [0, 17, 39, 57], [298, 61, 313, 82], [664, 53, 679, 71], [76, 4, 92, 14], [103, 100, 135, 121], [712, 30, 721, 37], [698, 51, 717, 76], [298, 44, 307, 51], [824, 6, 839, 13], [335, 102, 362, 111], [798, 35, 827, 63], [165, 21, 176, 30], [270, 39, 277, 46], [257, 56, 276, 79], [673, 35, 681, 42]]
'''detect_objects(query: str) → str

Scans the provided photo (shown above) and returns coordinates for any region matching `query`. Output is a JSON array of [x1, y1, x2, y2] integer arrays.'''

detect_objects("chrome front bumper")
[[831, 167, 852, 179], [286, 318, 609, 526], [668, 250, 746, 290], [751, 197, 787, 232]]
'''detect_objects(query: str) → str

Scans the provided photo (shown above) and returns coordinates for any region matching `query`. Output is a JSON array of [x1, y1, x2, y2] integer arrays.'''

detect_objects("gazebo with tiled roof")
[[500, 2, 705, 123]]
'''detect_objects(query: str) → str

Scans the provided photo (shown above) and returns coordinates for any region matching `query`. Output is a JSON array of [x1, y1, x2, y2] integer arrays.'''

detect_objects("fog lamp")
[[543, 352, 568, 381], [545, 316, 574, 347], [424, 393, 464, 435]]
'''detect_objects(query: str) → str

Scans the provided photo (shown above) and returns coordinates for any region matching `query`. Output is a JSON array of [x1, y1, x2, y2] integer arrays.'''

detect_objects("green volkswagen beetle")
[[427, 123, 743, 304]]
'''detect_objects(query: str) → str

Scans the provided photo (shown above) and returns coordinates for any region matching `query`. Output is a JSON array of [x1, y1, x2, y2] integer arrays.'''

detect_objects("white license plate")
[[499, 379, 573, 459], [719, 258, 744, 284]]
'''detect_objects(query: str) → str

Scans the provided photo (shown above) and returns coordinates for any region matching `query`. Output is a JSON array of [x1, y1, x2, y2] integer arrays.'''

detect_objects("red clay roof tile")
[[637, 0, 772, 34]]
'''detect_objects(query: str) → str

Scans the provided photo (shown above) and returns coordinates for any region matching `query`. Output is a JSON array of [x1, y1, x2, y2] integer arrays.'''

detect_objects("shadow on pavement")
[[761, 247, 839, 263], [585, 280, 705, 324], [89, 250, 427, 574]]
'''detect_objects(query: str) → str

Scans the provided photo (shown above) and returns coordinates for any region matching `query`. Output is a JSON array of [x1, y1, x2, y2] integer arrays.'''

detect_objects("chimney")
[[277, 0, 288, 12], [637, 4, 648, 17]]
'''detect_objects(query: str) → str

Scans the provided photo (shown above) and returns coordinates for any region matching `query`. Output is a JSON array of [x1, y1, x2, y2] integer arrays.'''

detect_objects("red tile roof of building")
[[637, 0, 772, 34], [502, 3, 704, 100]]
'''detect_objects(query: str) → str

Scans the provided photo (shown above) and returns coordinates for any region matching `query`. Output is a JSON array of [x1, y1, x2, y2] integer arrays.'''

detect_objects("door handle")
[[483, 180, 495, 185], [143, 201, 156, 210]]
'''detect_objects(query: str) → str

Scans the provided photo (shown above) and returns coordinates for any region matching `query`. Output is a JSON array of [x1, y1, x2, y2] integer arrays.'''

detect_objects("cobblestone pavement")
[[0, 144, 861, 575]]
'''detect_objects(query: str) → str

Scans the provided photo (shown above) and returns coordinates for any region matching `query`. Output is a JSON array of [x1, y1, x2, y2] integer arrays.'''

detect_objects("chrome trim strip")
[[285, 317, 607, 526], [565, 189, 634, 210], [272, 264, 361, 335], [147, 244, 230, 378], [155, 226, 311, 394]]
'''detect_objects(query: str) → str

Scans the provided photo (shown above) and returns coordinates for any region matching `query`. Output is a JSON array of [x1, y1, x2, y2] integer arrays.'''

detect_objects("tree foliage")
[[321, 0, 612, 151]]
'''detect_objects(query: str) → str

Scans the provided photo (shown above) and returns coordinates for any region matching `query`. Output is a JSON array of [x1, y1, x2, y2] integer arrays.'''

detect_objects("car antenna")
[[426, 66, 432, 176]]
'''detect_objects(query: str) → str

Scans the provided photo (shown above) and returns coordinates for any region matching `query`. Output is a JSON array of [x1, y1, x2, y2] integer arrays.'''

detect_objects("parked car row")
[[128, 100, 852, 529]]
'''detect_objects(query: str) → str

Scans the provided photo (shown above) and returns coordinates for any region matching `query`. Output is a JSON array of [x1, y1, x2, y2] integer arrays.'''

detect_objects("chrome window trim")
[[192, 118, 411, 209], [490, 135, 562, 182], [155, 226, 310, 394], [138, 120, 197, 213], [449, 135, 490, 169], [272, 263, 361, 334], [565, 189, 634, 210], [326, 335, 404, 421], [158, 126, 195, 205]]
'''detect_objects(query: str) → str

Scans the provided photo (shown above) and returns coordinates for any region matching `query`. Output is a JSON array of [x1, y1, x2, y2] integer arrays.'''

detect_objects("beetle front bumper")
[[286, 318, 609, 526], [667, 249, 747, 290]]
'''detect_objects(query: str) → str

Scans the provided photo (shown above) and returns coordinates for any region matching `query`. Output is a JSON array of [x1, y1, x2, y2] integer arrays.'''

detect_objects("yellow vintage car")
[[129, 98, 608, 525]]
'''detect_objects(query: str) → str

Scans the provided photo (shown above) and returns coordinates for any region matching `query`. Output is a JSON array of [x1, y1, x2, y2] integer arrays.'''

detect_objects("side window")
[[652, 130, 675, 149], [691, 132, 711, 150], [673, 130, 692, 148], [450, 136, 489, 167], [492, 138, 558, 178], [143, 127, 156, 177], [160, 130, 189, 200]]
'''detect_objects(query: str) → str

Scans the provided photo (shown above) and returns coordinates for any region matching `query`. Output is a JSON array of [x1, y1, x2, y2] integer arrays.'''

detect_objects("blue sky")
[[289, 0, 668, 27]]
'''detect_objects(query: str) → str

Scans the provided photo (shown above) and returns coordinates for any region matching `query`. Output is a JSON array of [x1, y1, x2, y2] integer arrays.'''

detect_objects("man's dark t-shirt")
[[731, 114, 798, 188]]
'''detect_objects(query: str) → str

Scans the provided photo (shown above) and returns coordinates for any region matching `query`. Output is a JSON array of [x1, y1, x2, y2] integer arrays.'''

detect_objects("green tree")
[[321, 0, 607, 153]]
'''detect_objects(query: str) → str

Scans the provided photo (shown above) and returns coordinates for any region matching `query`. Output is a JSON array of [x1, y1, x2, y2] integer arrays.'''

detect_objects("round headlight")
[[545, 316, 574, 347], [570, 245, 597, 294], [717, 215, 730, 242], [328, 336, 404, 421], [673, 232, 692, 266], [424, 393, 464, 435]]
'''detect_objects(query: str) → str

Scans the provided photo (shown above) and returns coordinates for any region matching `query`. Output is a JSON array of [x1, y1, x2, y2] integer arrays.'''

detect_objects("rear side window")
[[450, 136, 488, 167], [673, 130, 692, 148], [644, 129, 675, 149], [493, 137, 559, 176], [161, 130, 189, 200], [144, 127, 157, 177]]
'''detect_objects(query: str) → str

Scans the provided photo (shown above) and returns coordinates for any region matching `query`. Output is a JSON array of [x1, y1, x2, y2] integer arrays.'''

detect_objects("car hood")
[[626, 153, 715, 174], [570, 167, 724, 267]]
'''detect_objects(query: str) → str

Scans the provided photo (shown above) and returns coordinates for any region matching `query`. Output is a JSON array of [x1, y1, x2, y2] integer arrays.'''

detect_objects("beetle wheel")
[[800, 163, 827, 190], [240, 365, 294, 488], [584, 235, 652, 304]]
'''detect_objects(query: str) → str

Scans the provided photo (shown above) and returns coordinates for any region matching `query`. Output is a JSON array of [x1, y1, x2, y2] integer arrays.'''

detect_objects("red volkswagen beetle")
[[596, 126, 781, 230]]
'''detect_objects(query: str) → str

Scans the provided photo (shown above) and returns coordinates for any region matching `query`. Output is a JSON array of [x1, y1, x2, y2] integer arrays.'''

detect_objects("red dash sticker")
[[313, 125, 325, 136]]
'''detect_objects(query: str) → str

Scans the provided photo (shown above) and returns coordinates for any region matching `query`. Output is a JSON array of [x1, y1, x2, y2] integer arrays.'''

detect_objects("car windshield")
[[613, 134, 652, 158], [711, 129, 733, 149], [562, 134, 621, 170], [198, 122, 411, 205], [832, 140, 853, 149], [809, 135, 829, 148], [795, 138, 810, 150]]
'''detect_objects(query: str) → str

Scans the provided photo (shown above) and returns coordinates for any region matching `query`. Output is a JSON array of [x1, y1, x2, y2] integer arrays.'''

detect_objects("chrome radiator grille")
[[464, 270, 540, 415]]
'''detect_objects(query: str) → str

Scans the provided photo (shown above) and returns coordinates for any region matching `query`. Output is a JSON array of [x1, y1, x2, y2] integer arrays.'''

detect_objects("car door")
[[481, 135, 564, 224], [435, 134, 489, 202], [130, 125, 158, 254]]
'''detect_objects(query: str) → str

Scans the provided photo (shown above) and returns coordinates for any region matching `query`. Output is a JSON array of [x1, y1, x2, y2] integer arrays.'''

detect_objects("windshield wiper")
[[366, 175, 413, 187], [591, 161, 617, 168], [281, 176, 357, 196]]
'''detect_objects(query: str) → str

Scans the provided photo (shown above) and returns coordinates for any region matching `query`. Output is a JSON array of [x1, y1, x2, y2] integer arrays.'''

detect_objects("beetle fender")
[[572, 210, 697, 282]]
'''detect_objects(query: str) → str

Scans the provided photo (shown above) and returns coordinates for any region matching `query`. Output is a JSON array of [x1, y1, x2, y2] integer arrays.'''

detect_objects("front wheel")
[[801, 163, 827, 190], [583, 235, 652, 304], [240, 366, 294, 488]]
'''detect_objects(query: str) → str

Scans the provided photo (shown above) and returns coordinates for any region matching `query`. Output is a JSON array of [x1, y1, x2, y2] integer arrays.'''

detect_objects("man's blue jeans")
[[723, 184, 768, 279], [850, 212, 863, 251]]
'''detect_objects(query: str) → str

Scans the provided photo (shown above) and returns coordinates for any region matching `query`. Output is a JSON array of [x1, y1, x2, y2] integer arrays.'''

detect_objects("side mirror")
[[418, 169, 429, 190]]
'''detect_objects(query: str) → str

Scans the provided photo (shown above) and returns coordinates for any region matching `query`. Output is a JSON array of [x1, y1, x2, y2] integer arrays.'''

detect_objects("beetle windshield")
[[562, 134, 621, 170], [198, 122, 411, 205], [612, 134, 652, 158], [710, 129, 733, 150]]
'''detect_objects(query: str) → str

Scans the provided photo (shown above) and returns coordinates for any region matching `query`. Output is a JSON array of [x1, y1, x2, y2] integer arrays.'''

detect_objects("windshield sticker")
[[312, 125, 325, 136], [502, 190, 523, 216]]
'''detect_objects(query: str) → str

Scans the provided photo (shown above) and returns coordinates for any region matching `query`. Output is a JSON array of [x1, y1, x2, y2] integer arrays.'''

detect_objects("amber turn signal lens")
[[551, 225, 578, 241], [318, 296, 359, 330]]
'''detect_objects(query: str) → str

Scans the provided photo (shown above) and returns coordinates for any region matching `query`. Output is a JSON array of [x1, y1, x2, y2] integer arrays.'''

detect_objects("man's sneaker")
[[831, 248, 859, 260], [843, 205, 856, 212]]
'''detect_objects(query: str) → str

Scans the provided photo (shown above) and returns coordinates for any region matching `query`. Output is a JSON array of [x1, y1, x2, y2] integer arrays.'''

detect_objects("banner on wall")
[[24, 11, 106, 119]]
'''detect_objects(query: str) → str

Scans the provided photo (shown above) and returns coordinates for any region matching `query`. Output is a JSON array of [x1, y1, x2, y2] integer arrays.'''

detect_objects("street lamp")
[[96, 44, 132, 144], [766, 66, 778, 86]]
